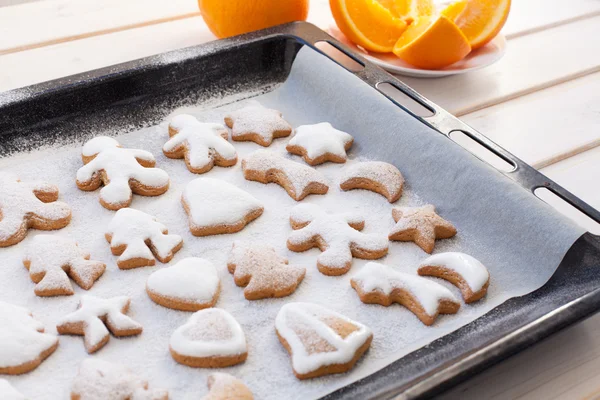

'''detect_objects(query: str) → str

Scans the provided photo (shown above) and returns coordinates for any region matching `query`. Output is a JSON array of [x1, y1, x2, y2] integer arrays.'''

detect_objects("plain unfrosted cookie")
[[182, 178, 264, 236], [170, 308, 247, 368], [339, 161, 404, 203], [106, 208, 183, 269], [286, 123, 354, 165], [287, 203, 389, 276], [146, 257, 220, 311], [0, 172, 71, 247], [224, 104, 292, 146], [164, 114, 237, 174], [419, 252, 490, 303], [0, 379, 26, 400], [76, 136, 170, 210], [227, 241, 306, 300], [201, 373, 253, 400], [351, 262, 460, 326], [0, 301, 58, 375], [275, 302, 372, 379], [56, 295, 143, 354], [71, 358, 168, 400], [23, 235, 106, 297], [242, 150, 329, 201], [388, 205, 457, 253]]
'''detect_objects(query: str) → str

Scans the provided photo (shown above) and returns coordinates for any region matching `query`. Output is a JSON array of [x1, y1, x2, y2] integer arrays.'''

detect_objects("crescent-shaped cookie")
[[339, 161, 404, 203]]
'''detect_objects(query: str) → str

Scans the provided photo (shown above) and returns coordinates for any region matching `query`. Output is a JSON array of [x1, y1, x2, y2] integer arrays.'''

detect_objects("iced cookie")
[[242, 150, 328, 201], [286, 123, 354, 165], [23, 235, 106, 297], [201, 373, 253, 400], [287, 203, 388, 276], [0, 172, 71, 247], [351, 262, 460, 326], [339, 161, 404, 203], [0, 379, 26, 399], [76, 136, 170, 210], [146, 258, 220, 311], [419, 252, 490, 303], [170, 308, 247, 368], [275, 302, 372, 379], [182, 178, 263, 236], [56, 295, 143, 354], [0, 301, 58, 375], [224, 104, 292, 146], [388, 205, 457, 253], [106, 208, 183, 269], [71, 358, 168, 400], [164, 114, 237, 174], [227, 241, 306, 300]]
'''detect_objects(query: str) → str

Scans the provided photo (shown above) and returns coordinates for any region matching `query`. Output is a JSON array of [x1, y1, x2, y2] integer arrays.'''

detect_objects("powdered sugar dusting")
[[340, 161, 404, 202]]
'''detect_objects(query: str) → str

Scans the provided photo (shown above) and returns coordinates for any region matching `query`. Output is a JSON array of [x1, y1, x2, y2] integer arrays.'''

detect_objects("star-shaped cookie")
[[286, 122, 354, 165], [388, 205, 457, 253], [224, 104, 292, 147]]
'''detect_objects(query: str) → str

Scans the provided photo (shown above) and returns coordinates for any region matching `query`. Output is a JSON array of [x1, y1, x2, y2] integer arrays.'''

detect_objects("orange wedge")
[[330, 0, 408, 53], [443, 0, 511, 49], [393, 15, 471, 69], [376, 0, 435, 22]]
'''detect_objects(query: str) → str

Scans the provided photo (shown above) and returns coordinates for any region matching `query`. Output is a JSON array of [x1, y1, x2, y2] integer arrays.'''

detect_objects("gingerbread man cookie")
[[201, 373, 253, 400], [0, 301, 58, 375], [71, 358, 168, 400], [340, 161, 404, 203], [287, 203, 388, 276], [56, 295, 143, 353], [76, 136, 170, 210], [419, 252, 490, 303], [242, 150, 328, 201], [0, 172, 71, 247], [182, 178, 263, 236], [170, 308, 247, 368], [0, 379, 26, 400], [146, 258, 220, 311], [23, 235, 106, 297], [106, 208, 183, 269], [286, 122, 354, 165], [351, 262, 460, 326], [275, 302, 373, 379], [388, 205, 457, 253], [224, 103, 292, 146], [227, 241, 306, 300], [164, 114, 237, 174]]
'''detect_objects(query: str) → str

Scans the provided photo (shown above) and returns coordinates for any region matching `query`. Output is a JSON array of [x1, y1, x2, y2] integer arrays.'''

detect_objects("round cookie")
[[201, 373, 253, 400]]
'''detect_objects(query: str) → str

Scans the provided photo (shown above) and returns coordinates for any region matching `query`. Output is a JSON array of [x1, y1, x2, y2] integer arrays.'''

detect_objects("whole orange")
[[198, 0, 310, 38]]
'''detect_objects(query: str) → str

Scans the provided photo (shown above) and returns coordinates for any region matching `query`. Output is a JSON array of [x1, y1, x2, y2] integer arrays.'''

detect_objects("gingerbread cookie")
[[106, 208, 183, 269], [0, 379, 26, 400], [170, 308, 247, 368], [23, 235, 106, 297], [419, 252, 490, 303], [287, 203, 388, 276], [275, 302, 372, 379], [56, 295, 143, 353], [224, 104, 292, 146], [147, 257, 220, 311], [340, 161, 404, 203], [388, 205, 457, 253], [286, 123, 354, 165], [164, 114, 237, 174], [71, 358, 168, 400], [351, 262, 460, 326], [76, 136, 170, 210], [201, 373, 253, 400], [227, 241, 306, 300], [0, 172, 71, 247], [0, 301, 58, 375], [242, 150, 328, 201]]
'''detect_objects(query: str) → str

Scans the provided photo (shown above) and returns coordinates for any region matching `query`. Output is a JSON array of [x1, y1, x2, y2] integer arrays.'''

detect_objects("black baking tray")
[[1, 22, 599, 399]]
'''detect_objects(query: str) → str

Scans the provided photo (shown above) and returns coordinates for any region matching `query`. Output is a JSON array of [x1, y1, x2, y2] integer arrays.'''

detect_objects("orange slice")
[[376, 0, 435, 22], [330, 0, 408, 53], [393, 15, 471, 69]]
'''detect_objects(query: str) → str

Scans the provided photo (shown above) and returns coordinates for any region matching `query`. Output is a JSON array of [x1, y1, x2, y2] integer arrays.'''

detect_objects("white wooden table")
[[1, 0, 599, 398]]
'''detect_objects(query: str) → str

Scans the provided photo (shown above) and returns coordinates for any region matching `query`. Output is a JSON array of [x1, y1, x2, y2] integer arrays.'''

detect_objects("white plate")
[[327, 26, 506, 78]]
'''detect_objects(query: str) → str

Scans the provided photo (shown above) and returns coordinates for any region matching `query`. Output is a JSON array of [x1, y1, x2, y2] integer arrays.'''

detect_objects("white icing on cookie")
[[0, 301, 58, 374], [339, 161, 404, 203], [170, 308, 247, 359], [287, 123, 353, 164], [71, 358, 168, 400], [419, 252, 490, 293], [275, 302, 372, 376], [0, 379, 26, 400], [225, 104, 292, 146]]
